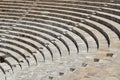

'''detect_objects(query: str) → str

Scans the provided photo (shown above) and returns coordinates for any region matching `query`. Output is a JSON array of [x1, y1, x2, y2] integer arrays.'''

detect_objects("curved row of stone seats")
[[33, 1, 119, 46], [0, 47, 28, 66], [0, 0, 116, 59], [6, 30, 60, 60], [4, 36, 44, 61], [0, 0, 35, 6], [81, 0, 120, 3], [0, 30, 84, 79], [0, 42, 30, 66], [25, 12, 95, 43], [1, 22, 74, 55], [37, 1, 120, 18], [31, 3, 119, 39], [0, 23, 77, 59], [0, 21, 82, 61], [28, 10, 107, 44], [0, 0, 119, 80], [0, 0, 40, 26], [0, 0, 87, 60], [0, 53, 16, 72], [20, 18, 89, 52], [0, 1, 35, 80], [21, 16, 98, 52], [0, 1, 32, 12], [11, 25, 70, 55], [36, 2, 120, 24], [16, 21, 84, 52], [0, 0, 118, 47], [0, 24, 71, 58], [0, 35, 45, 62], [0, 20, 89, 79], [0, 31, 46, 62], [38, 0, 120, 9], [26, 8, 109, 48], [11, 25, 77, 56], [31, 2, 120, 41], [0, 39, 43, 78], [0, 50, 22, 68], [20, 0, 119, 79], [17, 24, 80, 54], [0, 10, 108, 52], [0, 39, 37, 63], [2, 27, 44, 61], [37, 0, 120, 18]]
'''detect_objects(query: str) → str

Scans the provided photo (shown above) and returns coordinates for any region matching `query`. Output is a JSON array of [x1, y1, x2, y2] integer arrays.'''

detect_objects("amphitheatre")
[[0, 0, 120, 80]]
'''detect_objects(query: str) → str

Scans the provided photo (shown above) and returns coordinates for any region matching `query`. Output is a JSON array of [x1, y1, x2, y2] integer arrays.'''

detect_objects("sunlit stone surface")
[[0, 0, 120, 80]]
